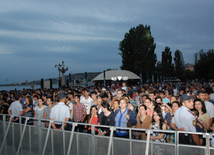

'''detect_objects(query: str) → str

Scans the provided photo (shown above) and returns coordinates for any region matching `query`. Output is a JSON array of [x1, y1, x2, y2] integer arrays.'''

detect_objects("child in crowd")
[[191, 109, 205, 145]]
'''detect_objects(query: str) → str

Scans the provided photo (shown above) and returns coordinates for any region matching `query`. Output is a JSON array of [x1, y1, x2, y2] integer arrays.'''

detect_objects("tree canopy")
[[119, 24, 156, 81], [161, 46, 174, 76]]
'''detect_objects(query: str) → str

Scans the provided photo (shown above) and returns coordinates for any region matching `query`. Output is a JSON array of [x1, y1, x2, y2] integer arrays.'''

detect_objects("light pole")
[[55, 60, 68, 88]]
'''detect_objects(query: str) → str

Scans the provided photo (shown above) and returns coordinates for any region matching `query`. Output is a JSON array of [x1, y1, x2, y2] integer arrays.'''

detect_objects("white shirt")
[[8, 100, 23, 116], [80, 96, 94, 115], [172, 106, 196, 132], [50, 102, 70, 124], [205, 101, 214, 118], [67, 101, 73, 120]]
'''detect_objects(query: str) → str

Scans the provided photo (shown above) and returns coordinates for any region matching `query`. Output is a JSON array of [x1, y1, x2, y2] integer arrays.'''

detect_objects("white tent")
[[92, 70, 140, 81]]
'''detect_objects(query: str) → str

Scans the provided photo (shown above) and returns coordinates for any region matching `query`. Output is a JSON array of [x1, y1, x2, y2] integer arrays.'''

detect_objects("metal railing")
[[0, 114, 213, 155]]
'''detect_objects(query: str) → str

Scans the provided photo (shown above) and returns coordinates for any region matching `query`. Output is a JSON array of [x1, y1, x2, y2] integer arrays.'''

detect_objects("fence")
[[0, 114, 213, 155]]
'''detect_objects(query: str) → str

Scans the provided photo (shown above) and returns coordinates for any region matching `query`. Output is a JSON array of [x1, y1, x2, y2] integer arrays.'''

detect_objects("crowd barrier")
[[0, 114, 213, 155]]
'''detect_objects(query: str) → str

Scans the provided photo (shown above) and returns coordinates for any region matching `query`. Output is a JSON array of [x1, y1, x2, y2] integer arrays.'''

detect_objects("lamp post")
[[55, 60, 68, 88]]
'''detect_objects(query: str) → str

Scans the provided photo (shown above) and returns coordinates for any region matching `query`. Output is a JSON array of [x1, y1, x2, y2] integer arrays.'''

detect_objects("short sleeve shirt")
[[8, 101, 23, 116], [172, 106, 196, 132], [73, 103, 85, 122]]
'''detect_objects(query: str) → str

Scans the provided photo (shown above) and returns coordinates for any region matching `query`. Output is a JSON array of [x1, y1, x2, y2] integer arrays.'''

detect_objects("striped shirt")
[[73, 103, 86, 122]]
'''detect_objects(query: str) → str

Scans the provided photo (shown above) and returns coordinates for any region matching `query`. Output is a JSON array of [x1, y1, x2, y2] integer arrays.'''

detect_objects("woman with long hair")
[[97, 101, 115, 136], [22, 96, 34, 124], [135, 105, 152, 140], [34, 98, 46, 127], [88, 105, 99, 134], [194, 98, 210, 131]]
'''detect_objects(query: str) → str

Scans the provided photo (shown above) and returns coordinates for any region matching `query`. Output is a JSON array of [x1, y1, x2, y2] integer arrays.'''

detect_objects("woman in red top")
[[88, 105, 99, 134]]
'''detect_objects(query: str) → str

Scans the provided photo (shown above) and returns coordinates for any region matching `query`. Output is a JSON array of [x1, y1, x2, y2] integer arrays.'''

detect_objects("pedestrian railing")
[[0, 114, 213, 155]]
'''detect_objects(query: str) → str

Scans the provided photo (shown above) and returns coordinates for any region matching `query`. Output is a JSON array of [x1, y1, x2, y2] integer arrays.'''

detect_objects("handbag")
[[127, 109, 133, 127]]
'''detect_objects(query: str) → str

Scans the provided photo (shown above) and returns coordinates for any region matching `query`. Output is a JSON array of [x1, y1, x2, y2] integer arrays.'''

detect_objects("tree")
[[194, 49, 214, 80], [161, 46, 174, 77], [174, 50, 185, 80], [119, 24, 157, 81]]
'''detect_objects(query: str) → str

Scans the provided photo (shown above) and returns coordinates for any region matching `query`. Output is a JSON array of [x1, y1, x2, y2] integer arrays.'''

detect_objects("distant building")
[[193, 49, 203, 65]]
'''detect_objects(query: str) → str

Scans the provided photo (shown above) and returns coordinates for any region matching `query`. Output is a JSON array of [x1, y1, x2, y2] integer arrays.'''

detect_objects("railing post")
[[42, 120, 52, 155], [90, 124, 95, 155], [145, 129, 151, 155], [0, 115, 13, 155], [16, 117, 29, 155], [176, 131, 179, 155], [205, 133, 210, 155], [107, 127, 114, 155], [129, 128, 132, 155], [62, 121, 65, 155], [67, 123, 76, 155]]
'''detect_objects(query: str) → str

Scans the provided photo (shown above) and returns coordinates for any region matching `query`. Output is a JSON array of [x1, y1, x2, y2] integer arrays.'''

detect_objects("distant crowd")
[[1, 81, 214, 150]]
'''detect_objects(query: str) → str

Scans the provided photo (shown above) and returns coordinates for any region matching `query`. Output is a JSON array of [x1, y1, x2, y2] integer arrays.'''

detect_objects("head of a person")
[[149, 92, 155, 101], [113, 100, 120, 110], [122, 82, 126, 87], [46, 96, 53, 105], [15, 93, 22, 101], [119, 98, 127, 109], [211, 121, 214, 132], [172, 101, 180, 113], [38, 98, 44, 106], [102, 93, 108, 101], [33, 95, 38, 101], [159, 91, 165, 99], [165, 103, 172, 113], [42, 94, 47, 101], [194, 98, 206, 114], [90, 91, 97, 100], [117, 90, 123, 99], [127, 93, 133, 99], [74, 95, 81, 103], [155, 96, 162, 104], [138, 104, 147, 116], [97, 98, 102, 106], [197, 90, 206, 101], [84, 89, 90, 97], [68, 92, 74, 100], [144, 97, 151, 108], [90, 105, 98, 116], [152, 109, 164, 129], [170, 96, 177, 104], [179, 90, 185, 95], [180, 93, 194, 109], [191, 109, 199, 120], [101, 101, 111, 112], [25, 96, 33, 105]]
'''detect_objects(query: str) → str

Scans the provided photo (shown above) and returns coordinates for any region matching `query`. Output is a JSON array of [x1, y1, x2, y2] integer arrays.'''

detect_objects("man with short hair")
[[8, 93, 23, 123], [170, 94, 200, 145], [50, 93, 70, 130], [148, 92, 155, 101], [111, 89, 123, 107], [43, 96, 53, 127], [73, 95, 87, 132]]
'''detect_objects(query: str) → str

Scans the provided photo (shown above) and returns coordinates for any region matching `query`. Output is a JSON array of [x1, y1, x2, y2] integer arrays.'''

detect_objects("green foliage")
[[119, 24, 157, 81], [194, 49, 214, 80], [173, 50, 185, 80], [161, 46, 174, 76]]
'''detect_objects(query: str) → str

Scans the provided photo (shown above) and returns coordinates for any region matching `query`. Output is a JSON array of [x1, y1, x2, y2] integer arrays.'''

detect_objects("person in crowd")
[[150, 108, 166, 142], [8, 93, 23, 123], [111, 87, 117, 98], [87, 105, 99, 134], [97, 101, 115, 136], [148, 92, 156, 101], [1, 94, 10, 114], [112, 100, 120, 113], [170, 96, 177, 104], [191, 109, 205, 145], [205, 91, 214, 105], [65, 96, 73, 122], [194, 98, 210, 131], [22, 96, 34, 124], [97, 97, 103, 114], [80, 88, 94, 123], [42, 94, 47, 106], [170, 93, 200, 145], [73, 95, 87, 132], [159, 91, 170, 104], [111, 89, 123, 107], [43, 96, 53, 127], [114, 98, 136, 138], [135, 105, 152, 140], [210, 122, 214, 148], [121, 82, 128, 94], [33, 95, 39, 110], [34, 98, 46, 127], [135, 90, 141, 106], [68, 92, 75, 104], [166, 101, 180, 143], [197, 90, 214, 125], [127, 93, 137, 115]]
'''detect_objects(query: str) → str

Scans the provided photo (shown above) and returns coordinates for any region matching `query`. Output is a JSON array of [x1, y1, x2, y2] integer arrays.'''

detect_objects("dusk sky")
[[0, 0, 213, 84]]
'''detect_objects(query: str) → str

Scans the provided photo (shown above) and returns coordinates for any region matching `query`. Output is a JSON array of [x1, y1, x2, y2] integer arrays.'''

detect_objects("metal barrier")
[[0, 114, 213, 155]]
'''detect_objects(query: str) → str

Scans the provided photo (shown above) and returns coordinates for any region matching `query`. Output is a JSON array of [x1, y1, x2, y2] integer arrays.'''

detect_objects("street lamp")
[[55, 60, 68, 88]]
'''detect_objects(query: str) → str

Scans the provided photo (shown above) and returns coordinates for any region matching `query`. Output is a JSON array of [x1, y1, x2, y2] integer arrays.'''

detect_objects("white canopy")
[[92, 70, 140, 81]]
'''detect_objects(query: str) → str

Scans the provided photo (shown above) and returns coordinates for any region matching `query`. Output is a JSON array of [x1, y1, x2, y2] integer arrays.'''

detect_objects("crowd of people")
[[0, 81, 214, 148]]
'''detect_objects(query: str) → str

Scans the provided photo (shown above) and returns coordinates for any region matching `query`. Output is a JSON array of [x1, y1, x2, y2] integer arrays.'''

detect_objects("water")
[[0, 84, 59, 91]]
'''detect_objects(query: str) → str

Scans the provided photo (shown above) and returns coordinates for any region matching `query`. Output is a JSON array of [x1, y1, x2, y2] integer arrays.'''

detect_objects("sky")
[[0, 0, 213, 84]]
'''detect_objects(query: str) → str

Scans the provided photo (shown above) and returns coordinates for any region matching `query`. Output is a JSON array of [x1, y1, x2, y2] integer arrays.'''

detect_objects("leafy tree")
[[174, 50, 185, 80], [161, 46, 174, 77], [119, 24, 157, 81], [194, 49, 214, 80]]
